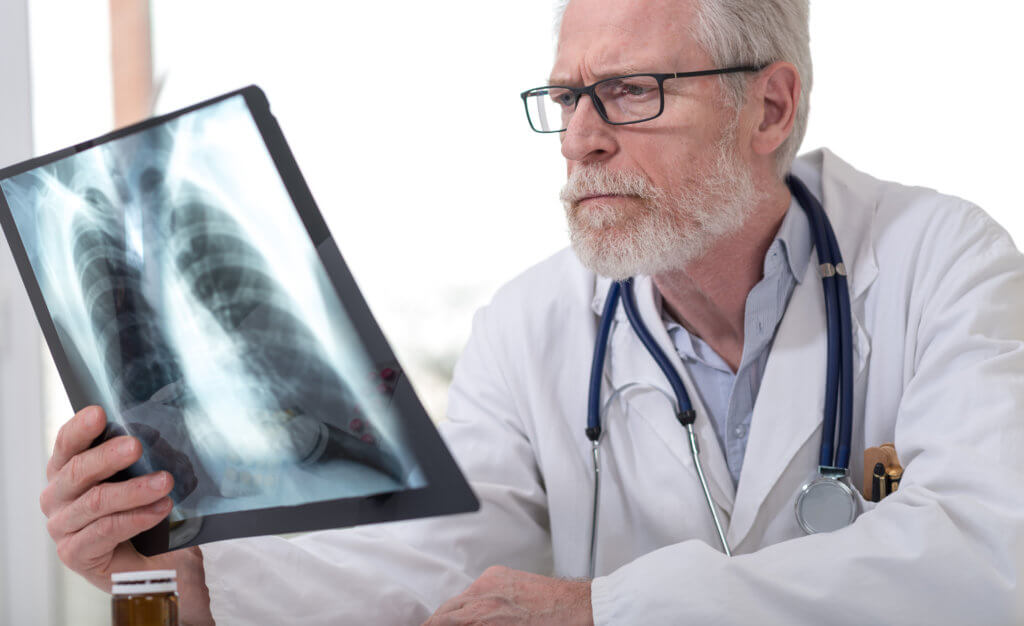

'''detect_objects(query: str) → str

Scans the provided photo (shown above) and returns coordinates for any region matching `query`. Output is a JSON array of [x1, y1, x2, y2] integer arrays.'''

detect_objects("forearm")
[[591, 485, 1024, 624], [201, 531, 465, 623]]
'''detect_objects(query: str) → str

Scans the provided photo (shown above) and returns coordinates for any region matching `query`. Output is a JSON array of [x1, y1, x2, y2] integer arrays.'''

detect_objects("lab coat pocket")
[[853, 487, 879, 518]]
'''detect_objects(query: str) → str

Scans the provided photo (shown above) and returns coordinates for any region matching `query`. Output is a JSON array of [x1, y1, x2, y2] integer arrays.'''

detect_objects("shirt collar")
[[773, 194, 813, 285], [661, 194, 811, 365]]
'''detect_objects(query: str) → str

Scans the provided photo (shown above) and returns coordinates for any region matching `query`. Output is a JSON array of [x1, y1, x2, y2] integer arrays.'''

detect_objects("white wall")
[[0, 0, 59, 623], [803, 2, 1024, 240]]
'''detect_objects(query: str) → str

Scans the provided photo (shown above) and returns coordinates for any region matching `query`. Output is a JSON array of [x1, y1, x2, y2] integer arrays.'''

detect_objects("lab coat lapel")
[[727, 258, 826, 547], [603, 275, 737, 514], [727, 149, 878, 547]]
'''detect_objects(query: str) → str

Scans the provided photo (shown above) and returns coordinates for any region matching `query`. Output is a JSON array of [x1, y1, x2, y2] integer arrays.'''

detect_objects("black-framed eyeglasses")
[[520, 65, 765, 133]]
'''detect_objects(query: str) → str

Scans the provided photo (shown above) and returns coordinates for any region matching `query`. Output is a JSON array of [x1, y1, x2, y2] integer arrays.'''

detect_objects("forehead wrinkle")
[[552, 12, 704, 86], [551, 38, 656, 85], [549, 63, 648, 86]]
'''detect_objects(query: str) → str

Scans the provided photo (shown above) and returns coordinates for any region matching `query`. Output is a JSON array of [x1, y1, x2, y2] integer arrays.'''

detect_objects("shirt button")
[[733, 424, 748, 438]]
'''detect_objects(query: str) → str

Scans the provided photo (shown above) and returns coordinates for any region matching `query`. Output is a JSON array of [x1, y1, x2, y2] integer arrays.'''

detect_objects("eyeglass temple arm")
[[667, 64, 768, 80]]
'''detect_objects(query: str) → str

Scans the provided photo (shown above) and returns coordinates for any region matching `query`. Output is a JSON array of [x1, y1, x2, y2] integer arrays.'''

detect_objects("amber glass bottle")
[[111, 570, 179, 626]]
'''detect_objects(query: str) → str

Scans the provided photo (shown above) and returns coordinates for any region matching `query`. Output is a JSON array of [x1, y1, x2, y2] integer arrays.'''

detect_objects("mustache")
[[559, 167, 660, 205]]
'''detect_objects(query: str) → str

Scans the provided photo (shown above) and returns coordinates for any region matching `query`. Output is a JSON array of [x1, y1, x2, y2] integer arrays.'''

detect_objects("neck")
[[654, 178, 791, 372]]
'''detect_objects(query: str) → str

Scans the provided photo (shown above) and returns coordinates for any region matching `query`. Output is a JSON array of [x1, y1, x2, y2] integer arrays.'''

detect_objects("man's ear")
[[749, 61, 800, 158]]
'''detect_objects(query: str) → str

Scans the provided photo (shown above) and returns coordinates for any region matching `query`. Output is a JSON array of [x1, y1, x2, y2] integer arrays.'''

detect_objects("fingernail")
[[119, 438, 136, 456], [149, 498, 172, 513], [148, 473, 167, 490]]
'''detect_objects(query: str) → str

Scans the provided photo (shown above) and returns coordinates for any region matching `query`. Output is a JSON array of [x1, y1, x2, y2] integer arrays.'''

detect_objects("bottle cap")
[[111, 570, 177, 595]]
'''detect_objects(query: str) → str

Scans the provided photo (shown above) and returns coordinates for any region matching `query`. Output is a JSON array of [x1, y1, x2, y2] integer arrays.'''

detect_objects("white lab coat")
[[202, 149, 1024, 624]]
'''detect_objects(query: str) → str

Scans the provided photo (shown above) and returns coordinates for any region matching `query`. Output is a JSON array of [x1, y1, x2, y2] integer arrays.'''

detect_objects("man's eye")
[[618, 82, 654, 97], [551, 92, 576, 107], [596, 78, 658, 102]]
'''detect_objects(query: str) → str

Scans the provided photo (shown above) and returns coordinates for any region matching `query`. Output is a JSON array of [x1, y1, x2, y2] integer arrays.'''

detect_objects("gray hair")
[[554, 0, 812, 179]]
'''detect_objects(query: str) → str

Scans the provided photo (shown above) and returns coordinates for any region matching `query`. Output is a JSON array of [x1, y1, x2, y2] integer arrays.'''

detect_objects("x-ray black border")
[[0, 86, 479, 555]]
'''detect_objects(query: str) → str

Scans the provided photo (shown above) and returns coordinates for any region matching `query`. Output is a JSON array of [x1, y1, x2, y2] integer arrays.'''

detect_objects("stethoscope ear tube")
[[588, 438, 601, 578]]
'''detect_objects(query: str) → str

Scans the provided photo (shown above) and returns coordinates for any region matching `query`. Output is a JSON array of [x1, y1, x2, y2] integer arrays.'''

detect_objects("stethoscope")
[[585, 174, 856, 576]]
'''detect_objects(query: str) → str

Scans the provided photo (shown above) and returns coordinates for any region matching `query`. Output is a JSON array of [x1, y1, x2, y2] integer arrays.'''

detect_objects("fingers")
[[55, 496, 173, 573], [47, 406, 107, 481], [47, 471, 173, 539], [425, 568, 501, 625], [40, 435, 142, 517], [42, 407, 182, 591], [424, 567, 584, 626], [424, 597, 503, 626]]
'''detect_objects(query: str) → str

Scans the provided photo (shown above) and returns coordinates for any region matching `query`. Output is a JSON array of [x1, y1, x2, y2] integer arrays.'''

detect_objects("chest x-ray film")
[[0, 87, 477, 555]]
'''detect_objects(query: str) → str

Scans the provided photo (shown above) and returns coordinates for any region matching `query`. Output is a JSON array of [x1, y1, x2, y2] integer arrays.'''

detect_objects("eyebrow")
[[546, 65, 647, 86]]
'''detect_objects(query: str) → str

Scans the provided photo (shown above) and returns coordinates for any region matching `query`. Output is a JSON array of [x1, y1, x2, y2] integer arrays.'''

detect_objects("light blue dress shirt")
[[663, 197, 812, 485]]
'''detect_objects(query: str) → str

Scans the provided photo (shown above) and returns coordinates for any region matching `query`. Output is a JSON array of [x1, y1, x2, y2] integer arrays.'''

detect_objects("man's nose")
[[560, 94, 617, 164]]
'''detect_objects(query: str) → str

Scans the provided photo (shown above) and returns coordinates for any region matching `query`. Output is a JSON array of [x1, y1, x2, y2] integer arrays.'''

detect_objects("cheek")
[[641, 129, 728, 198], [628, 140, 695, 193], [636, 102, 727, 177]]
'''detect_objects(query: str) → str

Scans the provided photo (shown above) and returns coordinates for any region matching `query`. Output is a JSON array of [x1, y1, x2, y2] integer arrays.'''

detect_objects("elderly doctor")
[[39, 0, 1024, 623]]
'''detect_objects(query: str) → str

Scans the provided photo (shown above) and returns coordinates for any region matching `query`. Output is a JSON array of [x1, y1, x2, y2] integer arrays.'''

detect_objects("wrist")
[[567, 579, 594, 625], [151, 546, 213, 626]]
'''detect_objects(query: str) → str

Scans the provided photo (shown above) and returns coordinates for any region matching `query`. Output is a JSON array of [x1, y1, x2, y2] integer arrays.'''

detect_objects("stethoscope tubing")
[[620, 280, 695, 422], [796, 178, 842, 468], [788, 174, 854, 469], [587, 281, 621, 439], [821, 206, 854, 469]]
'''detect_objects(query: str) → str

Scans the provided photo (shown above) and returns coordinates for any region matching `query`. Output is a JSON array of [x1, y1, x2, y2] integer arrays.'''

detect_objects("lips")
[[574, 193, 639, 206], [560, 167, 654, 207]]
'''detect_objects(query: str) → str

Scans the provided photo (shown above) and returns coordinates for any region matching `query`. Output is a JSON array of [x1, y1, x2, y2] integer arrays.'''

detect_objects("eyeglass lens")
[[524, 75, 663, 132]]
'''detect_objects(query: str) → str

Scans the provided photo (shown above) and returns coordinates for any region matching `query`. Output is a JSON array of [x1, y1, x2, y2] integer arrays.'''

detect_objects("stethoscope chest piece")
[[795, 467, 858, 534]]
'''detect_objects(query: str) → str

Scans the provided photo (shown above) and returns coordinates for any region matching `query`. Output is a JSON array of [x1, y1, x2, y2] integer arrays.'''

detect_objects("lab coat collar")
[[774, 194, 812, 286]]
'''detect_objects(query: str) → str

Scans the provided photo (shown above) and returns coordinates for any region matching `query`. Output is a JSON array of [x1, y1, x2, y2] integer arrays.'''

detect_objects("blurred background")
[[0, 1, 1021, 623]]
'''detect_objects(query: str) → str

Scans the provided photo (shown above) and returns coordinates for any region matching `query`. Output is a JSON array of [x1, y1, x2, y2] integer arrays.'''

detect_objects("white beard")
[[560, 122, 759, 280]]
